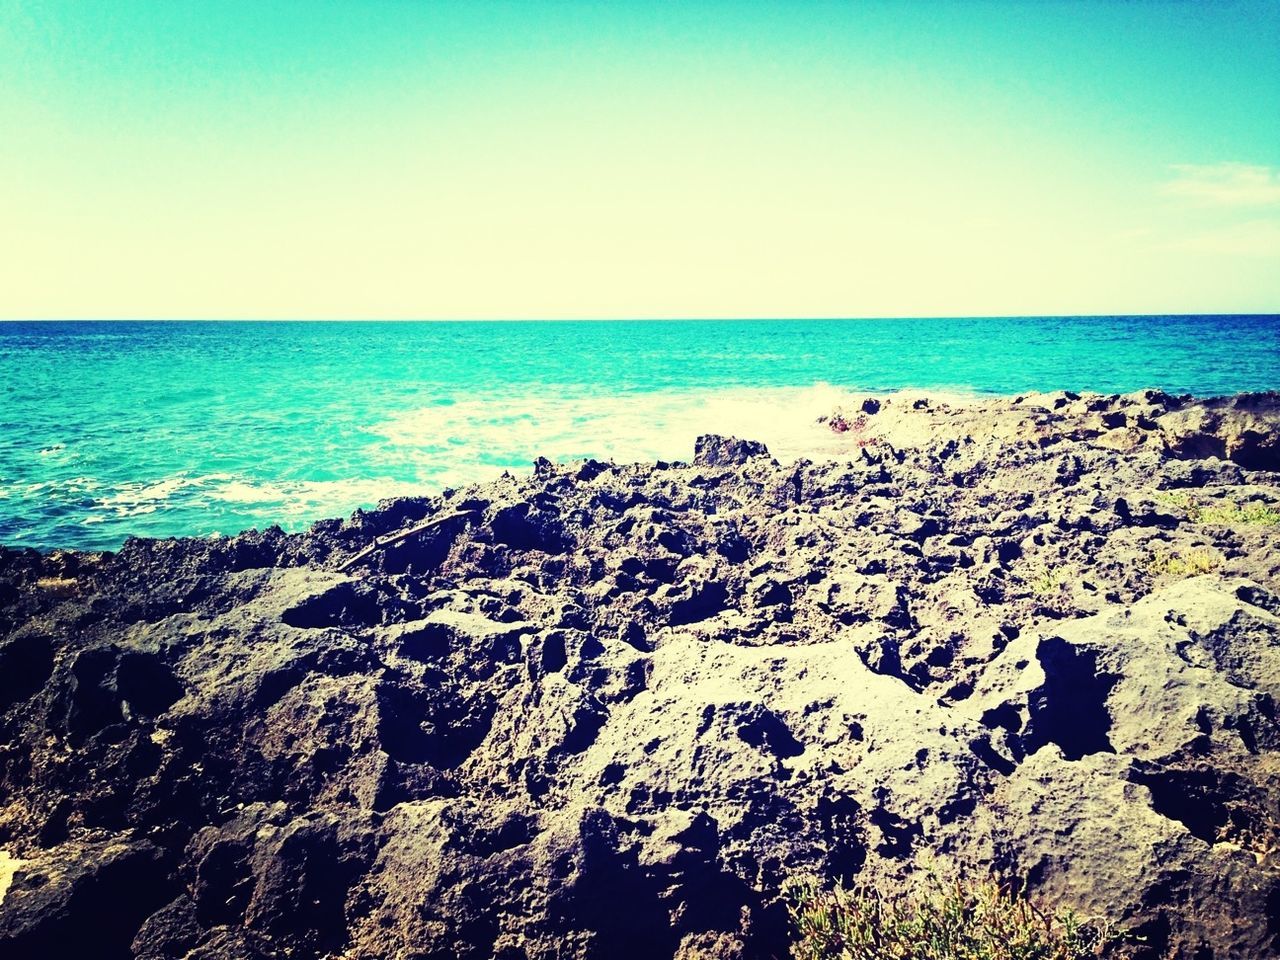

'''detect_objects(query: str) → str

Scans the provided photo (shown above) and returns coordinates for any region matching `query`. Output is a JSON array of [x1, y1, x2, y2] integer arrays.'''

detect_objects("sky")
[[1, 0, 1278, 319]]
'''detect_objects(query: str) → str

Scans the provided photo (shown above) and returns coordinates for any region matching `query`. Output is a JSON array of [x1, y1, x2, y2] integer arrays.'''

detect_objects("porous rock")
[[1, 392, 1279, 959]]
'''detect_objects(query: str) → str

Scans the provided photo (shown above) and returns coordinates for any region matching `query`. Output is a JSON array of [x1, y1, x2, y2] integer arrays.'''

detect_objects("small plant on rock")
[[1152, 491, 1197, 513], [786, 874, 1123, 960], [1148, 547, 1220, 577], [1153, 492, 1280, 527], [1027, 565, 1070, 596], [1193, 500, 1280, 526]]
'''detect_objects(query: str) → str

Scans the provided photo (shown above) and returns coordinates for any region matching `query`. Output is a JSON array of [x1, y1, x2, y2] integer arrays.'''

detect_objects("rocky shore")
[[1, 390, 1278, 959]]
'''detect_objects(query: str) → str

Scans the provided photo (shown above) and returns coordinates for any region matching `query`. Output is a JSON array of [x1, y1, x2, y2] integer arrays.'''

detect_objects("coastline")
[[2, 383, 1261, 554], [5, 315, 1280, 553], [1, 389, 1278, 958]]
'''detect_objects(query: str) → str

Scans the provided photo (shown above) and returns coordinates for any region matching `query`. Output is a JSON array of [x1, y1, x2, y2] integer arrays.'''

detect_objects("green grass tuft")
[[1026, 565, 1070, 596], [1148, 547, 1220, 577], [1192, 501, 1280, 526], [1154, 492, 1280, 527], [786, 875, 1123, 960]]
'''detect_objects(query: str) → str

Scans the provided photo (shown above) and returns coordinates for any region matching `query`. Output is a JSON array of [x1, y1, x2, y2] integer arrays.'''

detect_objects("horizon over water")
[[2, 316, 1278, 551]]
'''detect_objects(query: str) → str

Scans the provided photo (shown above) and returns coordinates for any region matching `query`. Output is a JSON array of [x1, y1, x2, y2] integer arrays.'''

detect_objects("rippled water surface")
[[2, 317, 1277, 549]]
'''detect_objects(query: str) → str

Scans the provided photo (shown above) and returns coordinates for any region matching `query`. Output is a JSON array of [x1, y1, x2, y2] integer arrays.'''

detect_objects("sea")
[[2, 316, 1278, 552]]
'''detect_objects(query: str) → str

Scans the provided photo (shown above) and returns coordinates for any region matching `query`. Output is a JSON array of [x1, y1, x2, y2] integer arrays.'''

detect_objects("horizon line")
[[3, 312, 1279, 323]]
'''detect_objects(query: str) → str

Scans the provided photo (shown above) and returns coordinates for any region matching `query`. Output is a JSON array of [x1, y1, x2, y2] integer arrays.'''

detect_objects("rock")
[[1160, 392, 1280, 470], [693, 435, 771, 467], [1, 393, 1279, 959], [0, 838, 170, 960], [131, 896, 203, 959], [0, 633, 53, 710]]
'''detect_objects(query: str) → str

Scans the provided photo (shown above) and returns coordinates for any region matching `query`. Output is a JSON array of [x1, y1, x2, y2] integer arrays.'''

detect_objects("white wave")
[[366, 381, 965, 472], [97, 477, 205, 516], [206, 477, 433, 515], [82, 473, 427, 523]]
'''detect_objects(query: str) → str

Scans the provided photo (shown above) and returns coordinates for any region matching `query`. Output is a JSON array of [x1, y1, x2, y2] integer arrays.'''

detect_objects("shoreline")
[[6, 317, 1280, 549], [8, 386, 1277, 555], [1, 389, 1278, 958]]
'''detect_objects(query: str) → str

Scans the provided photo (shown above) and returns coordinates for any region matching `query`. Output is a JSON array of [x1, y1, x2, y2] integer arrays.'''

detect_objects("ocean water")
[[2, 316, 1278, 551]]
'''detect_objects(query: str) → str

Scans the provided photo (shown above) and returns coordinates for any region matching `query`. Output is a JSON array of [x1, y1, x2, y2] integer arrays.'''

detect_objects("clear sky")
[[1, 0, 1278, 319]]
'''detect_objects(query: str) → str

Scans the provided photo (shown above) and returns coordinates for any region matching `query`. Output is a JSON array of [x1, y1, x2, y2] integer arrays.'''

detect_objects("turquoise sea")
[[2, 317, 1278, 551]]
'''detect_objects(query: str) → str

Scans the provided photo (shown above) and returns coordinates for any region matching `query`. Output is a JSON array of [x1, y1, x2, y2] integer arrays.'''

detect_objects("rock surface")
[[1, 390, 1279, 959]]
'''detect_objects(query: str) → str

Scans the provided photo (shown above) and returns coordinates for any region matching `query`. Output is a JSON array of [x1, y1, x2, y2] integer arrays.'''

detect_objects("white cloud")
[[1163, 162, 1280, 208], [1168, 219, 1280, 258]]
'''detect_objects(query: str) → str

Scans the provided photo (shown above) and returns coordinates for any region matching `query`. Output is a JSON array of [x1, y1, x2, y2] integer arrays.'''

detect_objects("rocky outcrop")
[[1, 391, 1279, 959]]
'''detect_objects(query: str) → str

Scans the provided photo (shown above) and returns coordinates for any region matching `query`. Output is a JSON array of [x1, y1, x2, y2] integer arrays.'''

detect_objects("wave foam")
[[370, 382, 870, 471]]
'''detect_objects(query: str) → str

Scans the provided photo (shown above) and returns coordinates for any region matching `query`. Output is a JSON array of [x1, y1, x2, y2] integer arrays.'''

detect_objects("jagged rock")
[[693, 435, 771, 467], [0, 838, 170, 960], [1159, 393, 1280, 470], [1, 392, 1279, 959]]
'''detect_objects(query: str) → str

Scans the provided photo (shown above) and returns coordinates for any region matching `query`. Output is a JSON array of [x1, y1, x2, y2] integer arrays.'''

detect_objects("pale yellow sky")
[[2, 1, 1277, 318]]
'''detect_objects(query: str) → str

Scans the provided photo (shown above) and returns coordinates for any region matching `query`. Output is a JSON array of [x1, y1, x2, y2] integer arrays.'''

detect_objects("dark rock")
[[1024, 637, 1119, 761], [489, 502, 570, 554], [0, 839, 170, 960], [0, 633, 53, 709], [0, 392, 1278, 959], [132, 896, 203, 959], [1114, 497, 1180, 529], [692, 435, 770, 467]]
